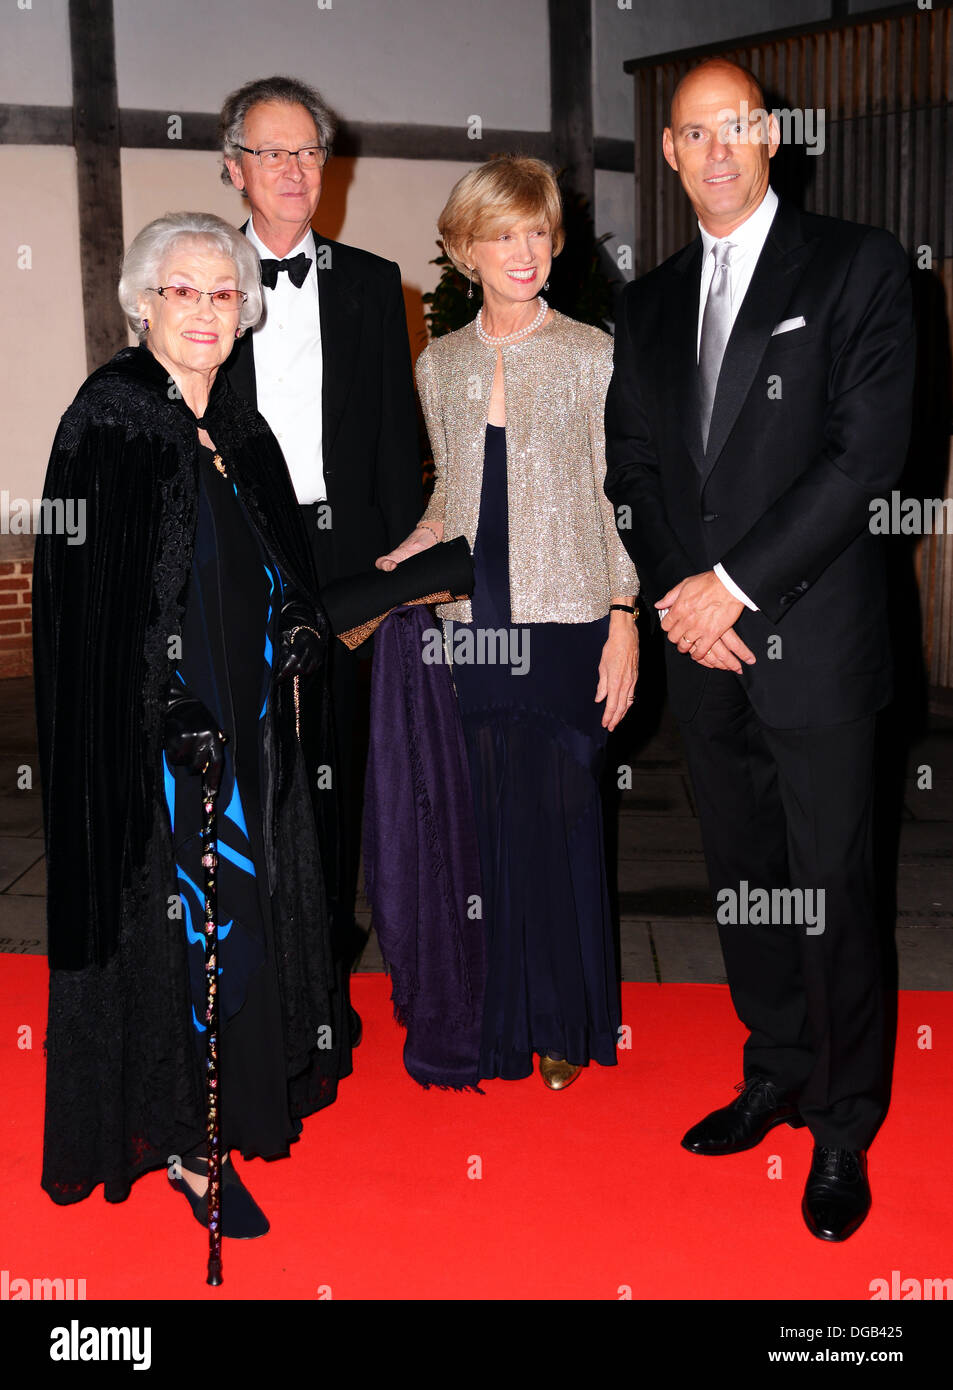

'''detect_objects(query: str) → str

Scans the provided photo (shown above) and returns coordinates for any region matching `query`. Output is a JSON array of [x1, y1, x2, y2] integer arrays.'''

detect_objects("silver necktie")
[[698, 241, 734, 451]]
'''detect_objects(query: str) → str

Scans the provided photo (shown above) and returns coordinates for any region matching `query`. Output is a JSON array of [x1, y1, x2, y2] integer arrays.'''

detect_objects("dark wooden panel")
[[549, 0, 593, 206], [594, 136, 635, 173], [623, 0, 953, 71], [337, 121, 555, 164], [4, 103, 637, 171], [118, 110, 559, 164], [119, 108, 219, 151], [69, 0, 126, 373], [0, 104, 71, 144]]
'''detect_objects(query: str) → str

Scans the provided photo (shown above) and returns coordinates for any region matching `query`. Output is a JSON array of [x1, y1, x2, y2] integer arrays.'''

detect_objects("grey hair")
[[218, 75, 337, 186], [117, 211, 264, 336]]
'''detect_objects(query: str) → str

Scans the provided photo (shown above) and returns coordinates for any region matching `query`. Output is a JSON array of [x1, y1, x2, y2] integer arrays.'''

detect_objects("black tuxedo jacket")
[[224, 228, 422, 579], [605, 197, 915, 729]]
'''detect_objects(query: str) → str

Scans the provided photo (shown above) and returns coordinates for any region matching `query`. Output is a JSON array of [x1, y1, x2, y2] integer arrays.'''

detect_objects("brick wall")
[[0, 542, 33, 679]]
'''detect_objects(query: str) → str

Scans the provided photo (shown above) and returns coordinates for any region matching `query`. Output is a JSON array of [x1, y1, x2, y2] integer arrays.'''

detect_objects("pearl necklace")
[[475, 296, 548, 346]]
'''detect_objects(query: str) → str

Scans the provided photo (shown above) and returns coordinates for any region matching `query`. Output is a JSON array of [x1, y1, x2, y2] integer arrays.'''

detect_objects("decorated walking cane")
[[201, 750, 224, 1286]]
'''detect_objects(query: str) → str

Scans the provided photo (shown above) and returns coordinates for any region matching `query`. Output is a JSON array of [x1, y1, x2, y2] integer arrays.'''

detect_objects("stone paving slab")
[[0, 895, 46, 953], [649, 918, 729, 984], [617, 770, 696, 816], [903, 781, 953, 821], [617, 855, 712, 916], [0, 837, 44, 893], [897, 820, 953, 859], [615, 812, 705, 859], [896, 927, 953, 989], [0, 793, 44, 838], [353, 914, 385, 974], [897, 864, 953, 917], [618, 919, 657, 982], [5, 855, 46, 896]]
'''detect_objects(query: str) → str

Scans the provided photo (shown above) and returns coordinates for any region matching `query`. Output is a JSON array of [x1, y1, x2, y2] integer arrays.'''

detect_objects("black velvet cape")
[[33, 345, 347, 1204]]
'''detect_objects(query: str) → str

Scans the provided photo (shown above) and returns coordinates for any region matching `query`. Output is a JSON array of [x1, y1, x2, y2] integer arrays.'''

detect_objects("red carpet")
[[1, 954, 949, 1300]]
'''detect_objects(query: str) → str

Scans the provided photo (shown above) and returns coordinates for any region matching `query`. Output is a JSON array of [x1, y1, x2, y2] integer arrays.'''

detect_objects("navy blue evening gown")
[[449, 424, 621, 1080]]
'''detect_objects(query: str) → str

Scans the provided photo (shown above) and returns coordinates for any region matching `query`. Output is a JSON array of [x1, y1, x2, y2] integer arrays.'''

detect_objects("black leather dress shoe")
[[802, 1146, 870, 1241], [681, 1077, 805, 1155]]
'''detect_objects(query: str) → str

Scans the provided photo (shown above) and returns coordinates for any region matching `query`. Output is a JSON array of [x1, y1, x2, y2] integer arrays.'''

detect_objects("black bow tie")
[[259, 252, 312, 290]]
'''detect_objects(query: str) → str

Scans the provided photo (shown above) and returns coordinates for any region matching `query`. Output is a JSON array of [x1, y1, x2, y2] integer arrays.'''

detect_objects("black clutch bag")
[[320, 536, 474, 649]]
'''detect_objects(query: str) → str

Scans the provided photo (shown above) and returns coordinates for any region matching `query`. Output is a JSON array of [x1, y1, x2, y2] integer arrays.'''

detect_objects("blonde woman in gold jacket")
[[378, 156, 639, 1090]]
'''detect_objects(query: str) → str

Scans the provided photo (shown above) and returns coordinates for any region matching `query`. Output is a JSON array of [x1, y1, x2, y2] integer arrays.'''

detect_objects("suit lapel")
[[664, 239, 706, 475], [225, 324, 257, 404], [702, 199, 817, 480], [225, 218, 258, 405], [314, 231, 362, 463]]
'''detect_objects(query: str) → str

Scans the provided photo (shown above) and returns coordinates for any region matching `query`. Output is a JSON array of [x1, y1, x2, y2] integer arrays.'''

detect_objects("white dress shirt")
[[246, 218, 325, 504], [697, 186, 779, 613]]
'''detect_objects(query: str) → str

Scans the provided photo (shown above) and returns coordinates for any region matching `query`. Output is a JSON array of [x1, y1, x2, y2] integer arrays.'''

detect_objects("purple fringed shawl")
[[363, 606, 486, 1089]]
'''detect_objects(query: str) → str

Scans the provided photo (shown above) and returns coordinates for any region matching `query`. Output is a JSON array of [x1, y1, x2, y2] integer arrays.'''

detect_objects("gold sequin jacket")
[[417, 309, 639, 623]]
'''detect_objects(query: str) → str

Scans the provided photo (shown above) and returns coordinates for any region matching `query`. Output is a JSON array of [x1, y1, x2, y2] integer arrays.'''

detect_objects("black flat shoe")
[[802, 1146, 870, 1242], [168, 1155, 270, 1240], [681, 1077, 804, 1155]]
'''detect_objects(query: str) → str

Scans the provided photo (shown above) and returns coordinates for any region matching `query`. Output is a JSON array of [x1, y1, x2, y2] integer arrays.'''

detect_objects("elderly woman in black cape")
[[34, 211, 349, 1235]]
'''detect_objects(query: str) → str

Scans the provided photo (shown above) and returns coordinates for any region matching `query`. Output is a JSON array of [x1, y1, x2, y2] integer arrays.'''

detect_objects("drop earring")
[[141, 317, 149, 332], [467, 268, 474, 300], [543, 280, 550, 292]]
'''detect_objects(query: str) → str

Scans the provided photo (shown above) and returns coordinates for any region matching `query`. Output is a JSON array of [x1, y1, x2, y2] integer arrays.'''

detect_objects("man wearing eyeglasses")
[[220, 75, 422, 1052]]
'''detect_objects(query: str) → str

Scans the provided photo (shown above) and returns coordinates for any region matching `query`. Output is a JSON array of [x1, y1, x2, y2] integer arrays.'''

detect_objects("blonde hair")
[[438, 155, 565, 281]]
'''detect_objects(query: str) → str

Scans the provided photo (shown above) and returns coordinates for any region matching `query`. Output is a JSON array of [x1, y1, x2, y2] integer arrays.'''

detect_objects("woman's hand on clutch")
[[164, 690, 227, 790], [596, 610, 640, 731], [276, 598, 326, 684], [375, 521, 443, 572]]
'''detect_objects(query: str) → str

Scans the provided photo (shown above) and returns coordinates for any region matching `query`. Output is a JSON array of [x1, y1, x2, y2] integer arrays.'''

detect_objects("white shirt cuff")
[[714, 563, 759, 612]]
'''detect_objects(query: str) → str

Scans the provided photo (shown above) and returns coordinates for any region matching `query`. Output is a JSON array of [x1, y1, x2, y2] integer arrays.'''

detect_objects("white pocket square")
[[772, 316, 807, 336]]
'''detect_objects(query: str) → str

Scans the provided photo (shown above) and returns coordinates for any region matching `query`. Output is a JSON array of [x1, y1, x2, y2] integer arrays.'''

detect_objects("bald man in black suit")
[[605, 59, 914, 1241]]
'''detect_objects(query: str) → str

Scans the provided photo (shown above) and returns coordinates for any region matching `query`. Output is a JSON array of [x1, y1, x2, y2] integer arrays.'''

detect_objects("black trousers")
[[300, 504, 368, 963], [678, 671, 888, 1150]]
